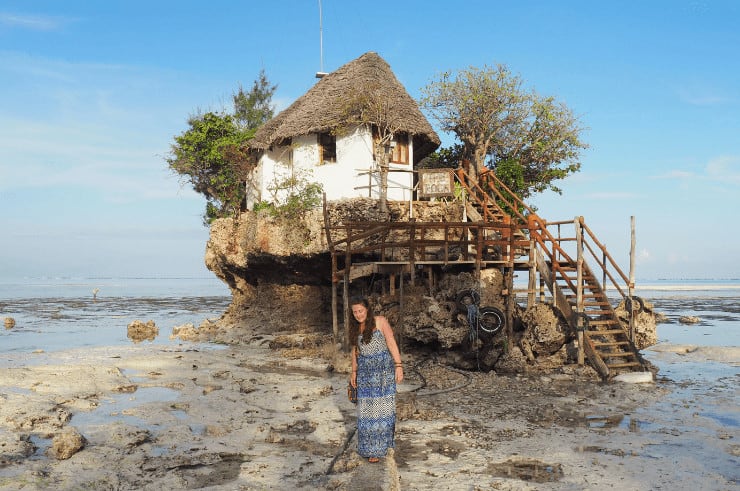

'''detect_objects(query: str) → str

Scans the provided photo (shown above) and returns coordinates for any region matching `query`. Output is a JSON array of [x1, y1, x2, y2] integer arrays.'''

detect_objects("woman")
[[348, 296, 404, 463]]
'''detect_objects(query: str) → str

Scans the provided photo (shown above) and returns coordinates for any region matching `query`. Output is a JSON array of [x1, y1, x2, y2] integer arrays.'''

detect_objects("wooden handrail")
[[579, 218, 631, 286]]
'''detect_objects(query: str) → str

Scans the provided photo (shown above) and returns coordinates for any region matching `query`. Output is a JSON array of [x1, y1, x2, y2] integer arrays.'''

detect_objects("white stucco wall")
[[253, 125, 416, 207]]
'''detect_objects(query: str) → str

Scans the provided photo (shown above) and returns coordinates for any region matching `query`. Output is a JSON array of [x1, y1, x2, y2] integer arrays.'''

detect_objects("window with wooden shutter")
[[390, 132, 409, 165], [318, 133, 336, 164]]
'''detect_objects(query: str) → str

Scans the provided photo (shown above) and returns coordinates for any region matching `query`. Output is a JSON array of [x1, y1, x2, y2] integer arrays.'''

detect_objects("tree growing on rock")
[[420, 64, 587, 199], [166, 70, 277, 223], [338, 81, 405, 213]]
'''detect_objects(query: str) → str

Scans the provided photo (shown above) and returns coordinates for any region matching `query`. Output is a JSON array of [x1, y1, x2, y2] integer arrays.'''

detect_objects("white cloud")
[[676, 88, 732, 106], [0, 52, 204, 204], [705, 155, 740, 183], [0, 12, 70, 31], [653, 170, 695, 180], [651, 157, 740, 186]]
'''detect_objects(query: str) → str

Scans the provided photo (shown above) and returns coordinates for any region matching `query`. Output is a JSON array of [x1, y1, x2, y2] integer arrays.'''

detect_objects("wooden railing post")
[[332, 253, 339, 346], [409, 219, 416, 287], [575, 216, 585, 366], [629, 216, 636, 342], [602, 251, 607, 292], [343, 224, 351, 351], [527, 215, 537, 308]]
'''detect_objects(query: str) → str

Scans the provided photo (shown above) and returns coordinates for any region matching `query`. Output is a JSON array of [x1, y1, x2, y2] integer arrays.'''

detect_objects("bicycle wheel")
[[456, 289, 481, 313], [478, 306, 505, 334]]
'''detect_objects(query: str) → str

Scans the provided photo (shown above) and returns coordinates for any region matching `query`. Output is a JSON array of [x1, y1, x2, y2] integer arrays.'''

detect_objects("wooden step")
[[585, 328, 627, 335], [586, 321, 621, 328], [558, 275, 597, 282], [592, 341, 631, 348], [578, 306, 612, 312], [604, 361, 642, 369], [597, 352, 635, 358]]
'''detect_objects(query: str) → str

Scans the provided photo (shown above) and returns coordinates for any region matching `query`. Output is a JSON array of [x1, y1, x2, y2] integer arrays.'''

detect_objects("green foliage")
[[490, 157, 525, 196], [281, 182, 324, 220], [233, 69, 277, 130], [419, 143, 464, 169], [420, 65, 588, 199], [264, 167, 324, 220], [167, 71, 277, 223], [167, 112, 253, 223]]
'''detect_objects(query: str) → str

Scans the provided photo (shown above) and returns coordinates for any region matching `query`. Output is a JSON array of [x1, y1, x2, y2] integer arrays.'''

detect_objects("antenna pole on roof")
[[316, 0, 328, 79]]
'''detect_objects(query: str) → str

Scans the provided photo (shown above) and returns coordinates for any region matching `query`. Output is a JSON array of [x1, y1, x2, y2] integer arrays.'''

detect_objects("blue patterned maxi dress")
[[356, 329, 396, 458]]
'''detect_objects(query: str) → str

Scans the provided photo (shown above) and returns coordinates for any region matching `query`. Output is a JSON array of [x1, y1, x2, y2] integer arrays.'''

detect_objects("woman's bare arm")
[[377, 316, 404, 382]]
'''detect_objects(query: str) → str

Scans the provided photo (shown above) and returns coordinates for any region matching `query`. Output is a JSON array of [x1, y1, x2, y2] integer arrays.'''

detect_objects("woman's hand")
[[350, 371, 357, 388], [395, 366, 404, 383]]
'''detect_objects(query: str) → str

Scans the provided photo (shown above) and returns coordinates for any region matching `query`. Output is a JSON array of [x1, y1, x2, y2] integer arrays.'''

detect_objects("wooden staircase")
[[455, 168, 648, 379], [555, 258, 643, 376], [323, 166, 649, 380]]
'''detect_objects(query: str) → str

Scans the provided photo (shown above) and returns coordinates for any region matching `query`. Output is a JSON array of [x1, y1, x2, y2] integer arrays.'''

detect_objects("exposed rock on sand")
[[49, 428, 85, 460], [127, 320, 159, 343]]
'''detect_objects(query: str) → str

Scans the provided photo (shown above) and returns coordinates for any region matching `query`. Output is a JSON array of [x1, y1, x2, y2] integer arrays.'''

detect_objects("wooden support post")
[[409, 219, 416, 287], [528, 237, 536, 308], [389, 273, 396, 296], [505, 268, 514, 352], [575, 217, 585, 366], [343, 226, 352, 351], [398, 267, 405, 353], [539, 276, 545, 303], [475, 224, 483, 279], [331, 253, 338, 346], [342, 275, 350, 352], [629, 216, 636, 342]]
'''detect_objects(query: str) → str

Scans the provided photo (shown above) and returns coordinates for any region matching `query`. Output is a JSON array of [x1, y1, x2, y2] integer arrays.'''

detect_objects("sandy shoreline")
[[0, 339, 738, 490]]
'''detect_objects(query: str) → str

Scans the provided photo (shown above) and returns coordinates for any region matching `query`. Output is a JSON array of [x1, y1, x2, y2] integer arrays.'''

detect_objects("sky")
[[1, 0, 738, 282]]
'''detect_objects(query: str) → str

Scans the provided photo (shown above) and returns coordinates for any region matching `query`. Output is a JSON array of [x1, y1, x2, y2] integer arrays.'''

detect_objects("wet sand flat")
[[0, 340, 737, 490]]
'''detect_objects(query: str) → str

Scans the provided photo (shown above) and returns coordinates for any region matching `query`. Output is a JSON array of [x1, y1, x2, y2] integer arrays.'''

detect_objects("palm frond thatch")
[[251, 52, 440, 162]]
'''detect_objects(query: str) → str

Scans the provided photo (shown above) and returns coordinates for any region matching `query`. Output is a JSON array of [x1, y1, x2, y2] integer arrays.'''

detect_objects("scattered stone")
[[48, 427, 85, 460], [4, 317, 15, 329], [679, 316, 701, 325], [654, 312, 669, 323], [615, 299, 658, 349], [127, 320, 158, 343], [170, 320, 222, 342], [521, 303, 567, 357]]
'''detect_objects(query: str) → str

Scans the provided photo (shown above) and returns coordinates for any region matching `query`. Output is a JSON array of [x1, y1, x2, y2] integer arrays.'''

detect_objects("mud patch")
[[426, 439, 467, 459], [486, 457, 563, 482], [577, 445, 630, 457], [150, 452, 246, 489]]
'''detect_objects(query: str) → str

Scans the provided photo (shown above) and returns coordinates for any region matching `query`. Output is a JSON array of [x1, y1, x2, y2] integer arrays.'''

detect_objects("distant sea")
[[0, 276, 231, 357], [1, 276, 738, 358], [632, 279, 740, 347]]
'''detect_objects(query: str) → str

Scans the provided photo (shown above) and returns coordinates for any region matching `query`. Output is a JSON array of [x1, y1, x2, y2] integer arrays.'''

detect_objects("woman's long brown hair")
[[348, 296, 376, 348]]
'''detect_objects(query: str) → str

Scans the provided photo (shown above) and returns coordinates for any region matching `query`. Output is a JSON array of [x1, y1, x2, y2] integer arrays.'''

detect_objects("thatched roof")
[[251, 52, 440, 162]]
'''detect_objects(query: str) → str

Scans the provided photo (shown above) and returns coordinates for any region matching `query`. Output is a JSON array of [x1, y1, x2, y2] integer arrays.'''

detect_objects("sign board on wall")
[[418, 169, 454, 198]]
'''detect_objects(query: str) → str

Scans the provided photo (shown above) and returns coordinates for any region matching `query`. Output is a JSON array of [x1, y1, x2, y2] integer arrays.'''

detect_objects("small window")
[[318, 133, 336, 164], [372, 130, 410, 165], [390, 133, 409, 165]]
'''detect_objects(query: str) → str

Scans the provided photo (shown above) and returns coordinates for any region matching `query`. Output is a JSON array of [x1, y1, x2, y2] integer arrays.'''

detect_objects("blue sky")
[[1, 0, 738, 281]]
